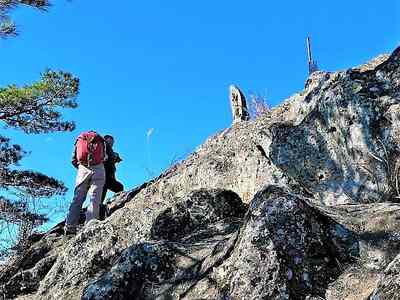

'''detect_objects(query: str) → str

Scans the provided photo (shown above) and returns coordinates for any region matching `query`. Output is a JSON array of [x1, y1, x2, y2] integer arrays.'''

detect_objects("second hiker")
[[102, 134, 124, 202]]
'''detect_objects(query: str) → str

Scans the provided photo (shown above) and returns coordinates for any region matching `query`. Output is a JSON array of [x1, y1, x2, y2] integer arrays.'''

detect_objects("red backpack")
[[75, 131, 105, 166]]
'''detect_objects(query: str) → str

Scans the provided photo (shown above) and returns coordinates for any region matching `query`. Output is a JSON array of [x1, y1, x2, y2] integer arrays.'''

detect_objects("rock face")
[[81, 189, 247, 300], [2, 47, 400, 300], [222, 186, 358, 300], [229, 84, 250, 124], [368, 254, 400, 300], [271, 48, 400, 205]]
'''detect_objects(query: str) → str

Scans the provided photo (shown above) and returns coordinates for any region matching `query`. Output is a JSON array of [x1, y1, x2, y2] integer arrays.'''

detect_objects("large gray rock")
[[35, 189, 247, 300], [81, 220, 240, 300], [60, 186, 359, 300], [222, 185, 358, 300], [3, 47, 400, 299]]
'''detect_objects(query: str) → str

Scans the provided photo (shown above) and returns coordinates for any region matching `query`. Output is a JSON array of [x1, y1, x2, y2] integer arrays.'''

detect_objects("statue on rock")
[[229, 84, 249, 124]]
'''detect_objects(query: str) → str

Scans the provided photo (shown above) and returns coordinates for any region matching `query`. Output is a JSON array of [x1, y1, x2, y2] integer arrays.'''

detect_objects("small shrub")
[[247, 93, 270, 119]]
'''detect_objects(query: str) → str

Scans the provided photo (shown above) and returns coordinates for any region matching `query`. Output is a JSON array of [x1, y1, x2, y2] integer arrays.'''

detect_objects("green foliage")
[[0, 69, 78, 200], [0, 196, 48, 224], [0, 70, 79, 133], [0, 70, 79, 212], [0, 18, 16, 38], [0, 0, 78, 259], [0, 70, 78, 255], [0, 0, 50, 38], [0, 135, 25, 168]]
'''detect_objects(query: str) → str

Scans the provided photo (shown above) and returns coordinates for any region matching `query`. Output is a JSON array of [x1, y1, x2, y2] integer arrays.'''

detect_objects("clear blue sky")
[[0, 1, 399, 225]]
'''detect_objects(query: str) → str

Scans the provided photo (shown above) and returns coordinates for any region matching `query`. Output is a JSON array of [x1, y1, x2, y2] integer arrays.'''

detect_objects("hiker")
[[101, 135, 124, 202], [65, 131, 106, 234]]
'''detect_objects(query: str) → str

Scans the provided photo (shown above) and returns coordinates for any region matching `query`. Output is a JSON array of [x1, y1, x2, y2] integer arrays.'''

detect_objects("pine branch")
[[0, 70, 79, 133], [0, 0, 50, 11], [0, 169, 67, 197], [0, 0, 51, 38], [19, 0, 50, 10], [0, 0, 77, 260], [0, 135, 26, 169], [0, 196, 48, 224]]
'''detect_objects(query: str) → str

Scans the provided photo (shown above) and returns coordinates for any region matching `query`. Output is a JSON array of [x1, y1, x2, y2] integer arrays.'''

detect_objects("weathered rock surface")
[[370, 253, 400, 300], [219, 185, 358, 300], [271, 47, 400, 205], [81, 189, 246, 300], [2, 47, 400, 299], [229, 85, 250, 124]]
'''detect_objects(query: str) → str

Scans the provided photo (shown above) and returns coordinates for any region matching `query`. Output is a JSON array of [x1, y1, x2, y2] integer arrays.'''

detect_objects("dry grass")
[[247, 93, 270, 119]]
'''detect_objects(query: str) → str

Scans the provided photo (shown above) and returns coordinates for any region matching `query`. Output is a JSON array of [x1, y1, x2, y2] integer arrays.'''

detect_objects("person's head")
[[104, 135, 114, 147]]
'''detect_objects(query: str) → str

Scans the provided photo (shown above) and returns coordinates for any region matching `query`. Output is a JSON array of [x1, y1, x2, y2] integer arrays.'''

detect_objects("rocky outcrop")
[[82, 186, 360, 300], [220, 185, 358, 300], [229, 85, 250, 124], [22, 187, 358, 300], [81, 189, 247, 300], [271, 47, 400, 205], [2, 47, 400, 300], [0, 232, 65, 299], [370, 254, 400, 300]]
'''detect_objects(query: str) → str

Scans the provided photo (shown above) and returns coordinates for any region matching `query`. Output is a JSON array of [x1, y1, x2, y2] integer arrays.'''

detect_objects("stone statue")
[[229, 85, 250, 124]]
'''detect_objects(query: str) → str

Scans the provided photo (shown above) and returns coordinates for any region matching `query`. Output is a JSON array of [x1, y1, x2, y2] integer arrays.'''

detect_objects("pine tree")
[[0, 0, 51, 38], [0, 1, 79, 257]]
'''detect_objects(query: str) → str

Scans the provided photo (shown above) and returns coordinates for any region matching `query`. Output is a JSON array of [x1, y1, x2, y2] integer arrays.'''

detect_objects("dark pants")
[[101, 177, 124, 202]]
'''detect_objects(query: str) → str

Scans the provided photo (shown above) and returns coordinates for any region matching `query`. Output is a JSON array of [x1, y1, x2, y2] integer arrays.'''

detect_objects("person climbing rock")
[[65, 131, 106, 235], [101, 134, 124, 202]]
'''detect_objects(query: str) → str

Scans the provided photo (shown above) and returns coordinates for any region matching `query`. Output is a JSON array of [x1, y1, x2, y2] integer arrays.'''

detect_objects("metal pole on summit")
[[307, 37, 313, 69], [307, 36, 319, 75]]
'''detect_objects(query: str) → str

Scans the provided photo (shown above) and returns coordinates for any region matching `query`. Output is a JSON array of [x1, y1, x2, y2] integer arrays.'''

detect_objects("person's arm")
[[114, 152, 122, 163]]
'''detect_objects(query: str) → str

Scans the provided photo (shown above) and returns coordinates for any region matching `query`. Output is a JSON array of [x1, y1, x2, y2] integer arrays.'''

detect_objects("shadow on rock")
[[82, 189, 247, 300], [82, 221, 242, 300], [150, 189, 248, 241]]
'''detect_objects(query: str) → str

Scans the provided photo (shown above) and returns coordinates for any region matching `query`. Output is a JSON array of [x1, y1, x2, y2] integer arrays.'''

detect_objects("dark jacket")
[[104, 145, 122, 180]]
